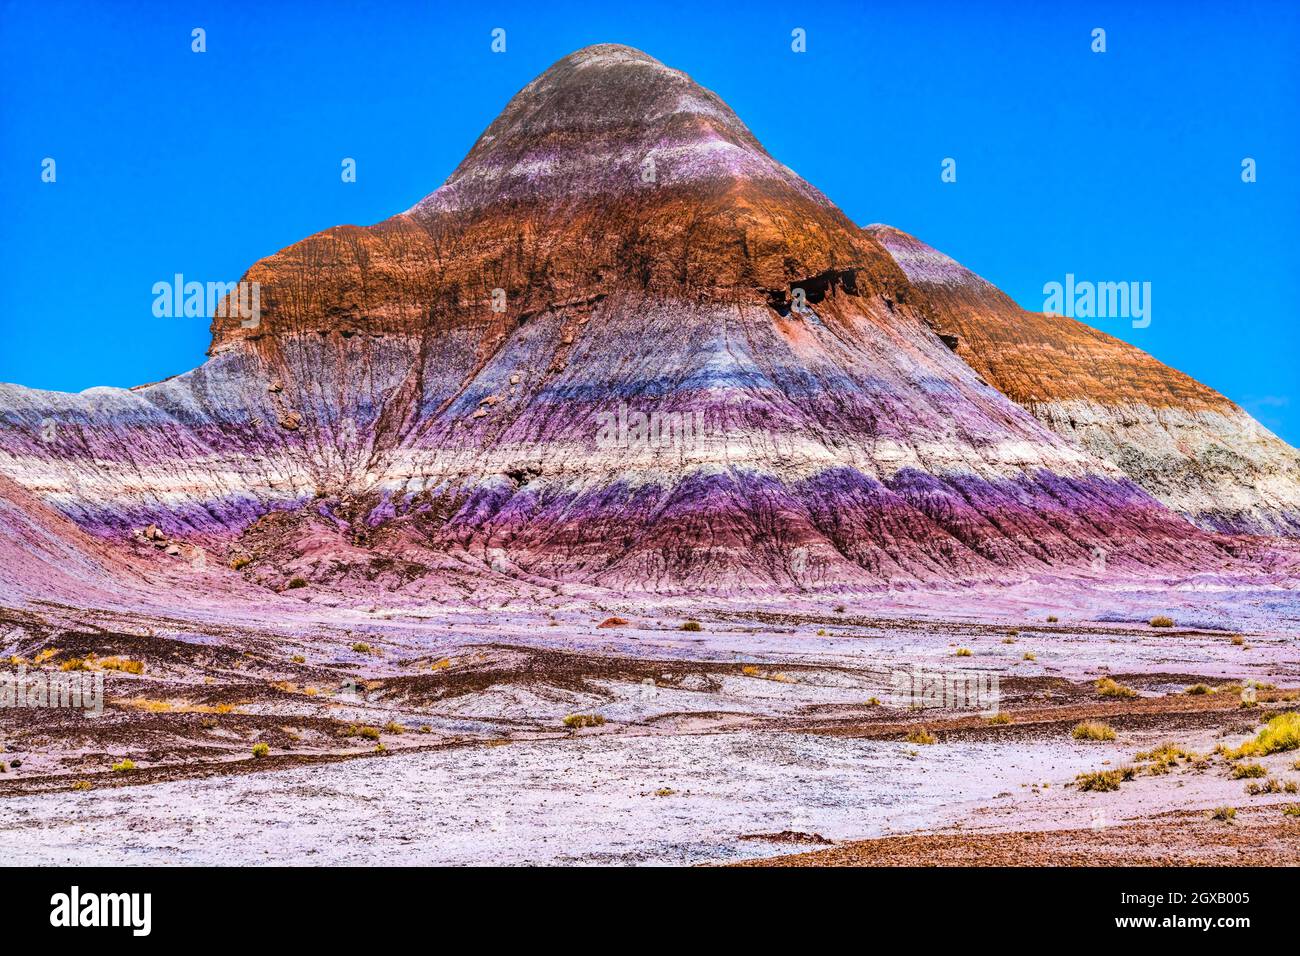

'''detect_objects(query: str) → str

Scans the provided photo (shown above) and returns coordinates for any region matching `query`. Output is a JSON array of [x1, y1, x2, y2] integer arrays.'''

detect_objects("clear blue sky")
[[2, 0, 1297, 442]]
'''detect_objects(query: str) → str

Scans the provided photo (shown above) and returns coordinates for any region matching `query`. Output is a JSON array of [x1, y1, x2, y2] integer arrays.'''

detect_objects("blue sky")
[[2, 0, 1297, 442]]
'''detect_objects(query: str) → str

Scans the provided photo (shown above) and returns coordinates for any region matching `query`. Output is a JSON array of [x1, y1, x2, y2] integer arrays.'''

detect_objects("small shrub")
[[679, 620, 702, 632], [111, 759, 136, 772], [1210, 806, 1236, 822], [741, 665, 760, 677], [251, 742, 269, 759], [865, 697, 880, 706], [230, 555, 251, 570], [563, 714, 605, 729], [1095, 676, 1138, 699], [1072, 721, 1116, 742], [100, 657, 144, 675], [1001, 637, 1016, 644], [654, 787, 676, 797], [1023, 652, 1036, 661], [1137, 742, 1197, 774], [1184, 684, 1212, 695], [1149, 616, 1174, 628], [905, 728, 937, 745], [1046, 615, 1058, 623], [833, 605, 846, 614], [286, 576, 308, 589], [351, 642, 371, 654], [71, 780, 92, 791], [986, 713, 1011, 725], [60, 657, 90, 672], [374, 743, 388, 754], [339, 724, 381, 740], [1244, 778, 1296, 796], [291, 654, 306, 664], [1231, 635, 1245, 646], [954, 648, 972, 657], [1282, 804, 1300, 817], [383, 721, 404, 735], [1075, 767, 1134, 792], [1231, 762, 1267, 779]]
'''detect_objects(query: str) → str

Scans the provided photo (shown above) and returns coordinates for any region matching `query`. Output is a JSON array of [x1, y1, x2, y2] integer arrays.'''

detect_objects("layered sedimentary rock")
[[0, 44, 1293, 597], [868, 226, 1300, 536], [0, 472, 156, 605]]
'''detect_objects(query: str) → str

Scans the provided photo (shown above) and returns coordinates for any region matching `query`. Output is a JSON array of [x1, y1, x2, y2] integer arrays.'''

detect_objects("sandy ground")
[[1, 594, 1297, 865]]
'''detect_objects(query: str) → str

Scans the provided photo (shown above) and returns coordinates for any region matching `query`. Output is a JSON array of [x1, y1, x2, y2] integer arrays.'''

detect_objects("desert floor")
[[1, 588, 1297, 865]]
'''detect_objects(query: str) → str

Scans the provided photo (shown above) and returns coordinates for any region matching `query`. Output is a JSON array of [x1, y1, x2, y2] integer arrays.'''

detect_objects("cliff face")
[[868, 226, 1300, 536], [0, 45, 1293, 598]]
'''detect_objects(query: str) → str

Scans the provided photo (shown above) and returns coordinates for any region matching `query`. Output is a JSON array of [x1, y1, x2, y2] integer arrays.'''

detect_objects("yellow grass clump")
[[1095, 677, 1138, 699], [1072, 721, 1116, 742], [338, 724, 381, 740], [1227, 712, 1300, 759], [563, 714, 606, 729], [1075, 767, 1135, 792]]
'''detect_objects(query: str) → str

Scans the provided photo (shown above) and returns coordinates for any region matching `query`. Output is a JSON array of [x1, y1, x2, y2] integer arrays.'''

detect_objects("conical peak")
[[542, 43, 668, 71], [515, 42, 730, 121], [411, 43, 806, 214], [212, 45, 902, 353]]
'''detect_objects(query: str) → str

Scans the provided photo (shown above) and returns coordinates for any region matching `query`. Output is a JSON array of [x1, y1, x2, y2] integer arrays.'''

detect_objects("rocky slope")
[[867, 226, 1300, 537], [0, 44, 1294, 599], [0, 471, 156, 606]]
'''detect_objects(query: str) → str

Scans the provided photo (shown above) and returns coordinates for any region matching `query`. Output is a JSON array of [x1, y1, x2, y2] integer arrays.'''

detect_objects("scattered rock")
[[739, 830, 834, 845]]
